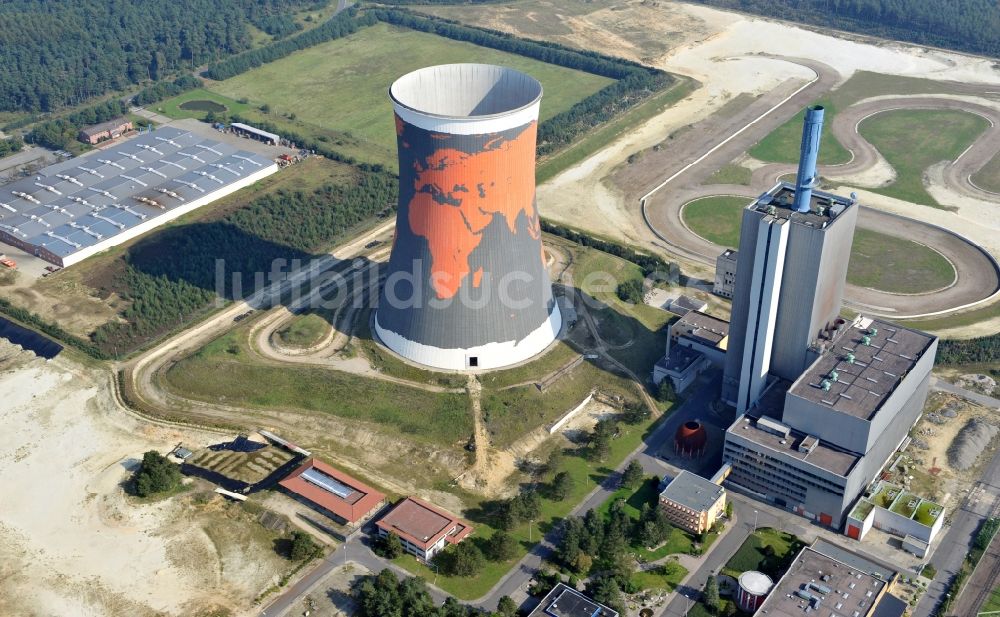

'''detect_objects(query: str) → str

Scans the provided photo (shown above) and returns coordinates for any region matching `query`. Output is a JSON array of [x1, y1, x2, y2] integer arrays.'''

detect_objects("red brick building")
[[278, 458, 386, 526], [78, 118, 133, 145]]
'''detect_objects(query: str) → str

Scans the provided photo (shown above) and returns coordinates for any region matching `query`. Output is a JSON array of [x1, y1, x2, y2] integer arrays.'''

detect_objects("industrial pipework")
[[792, 105, 825, 213]]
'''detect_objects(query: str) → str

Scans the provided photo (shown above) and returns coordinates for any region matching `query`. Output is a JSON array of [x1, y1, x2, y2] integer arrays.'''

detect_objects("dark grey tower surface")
[[374, 64, 561, 371], [721, 107, 857, 412]]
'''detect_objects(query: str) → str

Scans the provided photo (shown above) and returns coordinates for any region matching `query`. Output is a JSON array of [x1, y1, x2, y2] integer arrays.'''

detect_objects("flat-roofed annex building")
[[375, 496, 473, 561], [527, 583, 619, 617], [0, 126, 277, 267], [756, 545, 893, 617], [278, 458, 386, 527], [723, 315, 937, 527], [658, 470, 726, 534]]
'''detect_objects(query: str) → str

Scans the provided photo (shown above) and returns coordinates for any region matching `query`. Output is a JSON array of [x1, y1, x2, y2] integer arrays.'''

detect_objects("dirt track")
[[638, 70, 1000, 319]]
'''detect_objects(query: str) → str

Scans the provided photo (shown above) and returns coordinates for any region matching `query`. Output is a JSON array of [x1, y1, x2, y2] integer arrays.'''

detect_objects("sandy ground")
[[0, 341, 290, 617], [531, 2, 1000, 245], [287, 563, 370, 617]]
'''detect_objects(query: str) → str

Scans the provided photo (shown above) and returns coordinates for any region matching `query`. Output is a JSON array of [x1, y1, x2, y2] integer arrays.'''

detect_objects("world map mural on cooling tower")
[[376, 115, 557, 350]]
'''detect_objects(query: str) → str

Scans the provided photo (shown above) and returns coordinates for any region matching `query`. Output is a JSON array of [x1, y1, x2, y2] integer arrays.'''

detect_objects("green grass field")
[[847, 228, 955, 294], [206, 22, 612, 165], [275, 312, 330, 349], [982, 584, 1000, 614], [705, 163, 752, 186], [972, 150, 1000, 194], [156, 88, 253, 120], [680, 196, 748, 248], [163, 325, 472, 447], [750, 101, 852, 165], [859, 109, 989, 208], [631, 561, 688, 592], [682, 196, 957, 294], [721, 528, 803, 579]]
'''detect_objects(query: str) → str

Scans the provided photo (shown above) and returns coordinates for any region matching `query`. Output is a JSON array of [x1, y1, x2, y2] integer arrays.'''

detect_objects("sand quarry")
[[0, 340, 289, 617]]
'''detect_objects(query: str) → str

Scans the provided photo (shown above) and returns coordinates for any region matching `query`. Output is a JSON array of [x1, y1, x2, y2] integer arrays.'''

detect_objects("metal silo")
[[374, 64, 562, 371]]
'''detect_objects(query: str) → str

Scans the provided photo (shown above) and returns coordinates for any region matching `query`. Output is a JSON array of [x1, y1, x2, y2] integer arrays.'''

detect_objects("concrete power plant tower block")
[[375, 64, 562, 371]]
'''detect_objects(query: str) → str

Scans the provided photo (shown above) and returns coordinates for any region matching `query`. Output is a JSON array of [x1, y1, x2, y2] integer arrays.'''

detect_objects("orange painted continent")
[[408, 122, 540, 299]]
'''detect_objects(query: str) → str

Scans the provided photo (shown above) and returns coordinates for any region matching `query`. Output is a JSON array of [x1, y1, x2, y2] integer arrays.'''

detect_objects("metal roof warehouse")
[[0, 126, 277, 267]]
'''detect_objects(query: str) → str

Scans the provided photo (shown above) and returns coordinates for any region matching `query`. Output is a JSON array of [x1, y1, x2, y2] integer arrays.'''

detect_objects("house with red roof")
[[278, 458, 386, 527], [375, 496, 473, 561]]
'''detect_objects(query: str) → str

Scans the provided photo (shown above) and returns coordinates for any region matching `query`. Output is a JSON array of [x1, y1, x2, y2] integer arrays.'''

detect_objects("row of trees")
[[0, 0, 322, 112], [353, 569, 518, 617], [541, 219, 678, 278], [132, 75, 203, 107], [936, 333, 999, 365], [25, 99, 129, 150], [687, 0, 1000, 58], [205, 8, 378, 80], [89, 169, 397, 356]]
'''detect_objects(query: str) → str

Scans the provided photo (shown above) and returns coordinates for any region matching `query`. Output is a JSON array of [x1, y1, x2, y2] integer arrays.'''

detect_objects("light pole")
[[753, 509, 759, 533]]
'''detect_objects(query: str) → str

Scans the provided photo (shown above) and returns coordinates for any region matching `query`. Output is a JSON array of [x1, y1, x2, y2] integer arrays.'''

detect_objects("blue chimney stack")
[[792, 105, 825, 213]]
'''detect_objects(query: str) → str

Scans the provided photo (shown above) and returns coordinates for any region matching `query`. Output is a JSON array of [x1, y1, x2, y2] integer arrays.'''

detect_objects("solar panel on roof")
[[301, 467, 353, 499]]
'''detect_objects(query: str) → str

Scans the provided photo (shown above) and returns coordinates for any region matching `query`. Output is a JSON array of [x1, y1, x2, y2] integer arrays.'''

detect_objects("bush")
[[133, 450, 181, 497], [616, 278, 644, 303], [289, 530, 318, 560]]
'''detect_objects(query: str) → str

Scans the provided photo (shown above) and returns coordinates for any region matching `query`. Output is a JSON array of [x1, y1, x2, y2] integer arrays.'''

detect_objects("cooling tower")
[[374, 64, 562, 371]]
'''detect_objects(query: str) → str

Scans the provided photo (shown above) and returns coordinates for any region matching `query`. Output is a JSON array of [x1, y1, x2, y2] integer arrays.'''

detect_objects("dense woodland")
[[936, 333, 1000, 365], [0, 0, 322, 113], [352, 569, 516, 617], [89, 169, 396, 355], [132, 76, 203, 107], [689, 0, 1000, 57]]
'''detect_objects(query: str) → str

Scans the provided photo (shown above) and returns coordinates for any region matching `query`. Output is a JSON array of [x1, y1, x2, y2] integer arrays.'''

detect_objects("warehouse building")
[[0, 126, 277, 267], [375, 496, 473, 561], [78, 118, 133, 145], [279, 458, 386, 527]]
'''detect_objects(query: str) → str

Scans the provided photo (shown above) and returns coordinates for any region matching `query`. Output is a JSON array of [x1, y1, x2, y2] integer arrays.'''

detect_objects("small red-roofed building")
[[278, 458, 386, 527], [375, 496, 473, 561]]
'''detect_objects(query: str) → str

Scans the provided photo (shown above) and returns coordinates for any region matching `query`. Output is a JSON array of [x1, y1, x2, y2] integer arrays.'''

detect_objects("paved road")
[[912, 380, 1000, 617]]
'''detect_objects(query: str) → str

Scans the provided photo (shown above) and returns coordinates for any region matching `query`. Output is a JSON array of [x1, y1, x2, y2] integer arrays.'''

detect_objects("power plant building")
[[719, 106, 937, 529], [374, 64, 561, 371], [0, 126, 277, 267]]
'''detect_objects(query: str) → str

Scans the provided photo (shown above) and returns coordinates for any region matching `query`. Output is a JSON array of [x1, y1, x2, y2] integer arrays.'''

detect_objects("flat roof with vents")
[[756, 544, 890, 617], [789, 318, 935, 420], [279, 458, 386, 525], [527, 583, 620, 617], [0, 126, 276, 266]]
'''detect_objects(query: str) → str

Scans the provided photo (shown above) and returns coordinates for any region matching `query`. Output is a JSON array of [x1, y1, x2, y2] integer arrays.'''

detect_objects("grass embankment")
[[163, 324, 472, 448], [201, 22, 611, 168], [392, 405, 674, 599], [858, 109, 989, 208], [681, 197, 957, 294], [572, 249, 672, 377]]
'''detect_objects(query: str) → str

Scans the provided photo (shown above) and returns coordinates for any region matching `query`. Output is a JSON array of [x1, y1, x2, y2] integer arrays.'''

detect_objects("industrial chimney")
[[792, 105, 825, 213], [374, 64, 562, 371]]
